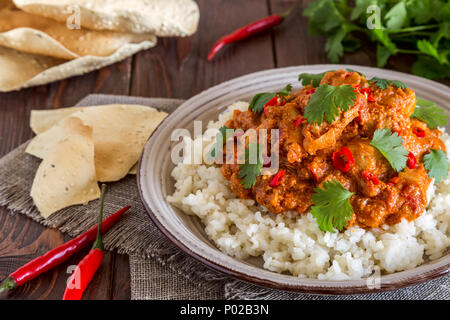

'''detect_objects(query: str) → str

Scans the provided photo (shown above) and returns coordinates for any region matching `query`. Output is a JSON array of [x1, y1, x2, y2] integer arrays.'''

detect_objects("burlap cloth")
[[0, 94, 448, 300]]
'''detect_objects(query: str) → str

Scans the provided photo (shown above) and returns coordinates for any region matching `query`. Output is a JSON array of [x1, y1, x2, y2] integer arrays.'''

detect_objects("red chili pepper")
[[407, 152, 418, 169], [363, 170, 380, 185], [352, 84, 361, 92], [393, 128, 402, 136], [207, 2, 300, 61], [413, 127, 426, 138], [293, 115, 306, 128], [332, 147, 355, 172], [305, 88, 316, 95], [0, 202, 130, 293], [360, 88, 375, 102], [269, 169, 285, 187], [263, 96, 278, 114], [63, 185, 107, 300]]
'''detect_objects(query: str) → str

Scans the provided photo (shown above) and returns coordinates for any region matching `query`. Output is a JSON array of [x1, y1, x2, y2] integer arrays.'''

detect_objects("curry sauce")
[[219, 70, 446, 229]]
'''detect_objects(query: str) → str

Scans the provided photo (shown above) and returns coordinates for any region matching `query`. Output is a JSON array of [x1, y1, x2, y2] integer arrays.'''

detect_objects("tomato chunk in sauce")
[[219, 70, 446, 229]]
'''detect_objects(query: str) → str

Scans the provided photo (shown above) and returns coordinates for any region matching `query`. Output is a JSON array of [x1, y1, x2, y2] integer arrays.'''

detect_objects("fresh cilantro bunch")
[[303, 0, 450, 79]]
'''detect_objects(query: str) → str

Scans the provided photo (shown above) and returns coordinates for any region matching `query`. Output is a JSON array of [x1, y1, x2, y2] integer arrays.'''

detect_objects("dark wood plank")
[[130, 0, 275, 99]]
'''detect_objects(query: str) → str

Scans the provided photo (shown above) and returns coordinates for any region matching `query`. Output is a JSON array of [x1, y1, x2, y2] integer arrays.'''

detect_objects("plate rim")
[[137, 64, 450, 295]]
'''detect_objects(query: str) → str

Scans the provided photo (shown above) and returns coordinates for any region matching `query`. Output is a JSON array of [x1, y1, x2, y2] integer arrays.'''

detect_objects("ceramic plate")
[[138, 65, 450, 294]]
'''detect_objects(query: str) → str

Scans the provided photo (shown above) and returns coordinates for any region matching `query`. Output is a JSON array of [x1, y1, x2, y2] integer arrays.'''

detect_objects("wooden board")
[[0, 0, 448, 300]]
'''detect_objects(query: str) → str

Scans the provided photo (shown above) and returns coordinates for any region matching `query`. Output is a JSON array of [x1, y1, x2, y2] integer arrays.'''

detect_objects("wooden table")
[[0, 0, 448, 300]]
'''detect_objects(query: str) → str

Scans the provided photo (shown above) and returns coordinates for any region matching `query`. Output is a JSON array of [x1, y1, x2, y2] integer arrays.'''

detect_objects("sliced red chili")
[[293, 115, 306, 128], [363, 170, 380, 185], [352, 84, 361, 92], [406, 152, 418, 169], [413, 127, 426, 138], [263, 96, 278, 114], [269, 169, 285, 187], [332, 147, 355, 172], [393, 128, 402, 136], [360, 87, 375, 102], [305, 88, 316, 95]]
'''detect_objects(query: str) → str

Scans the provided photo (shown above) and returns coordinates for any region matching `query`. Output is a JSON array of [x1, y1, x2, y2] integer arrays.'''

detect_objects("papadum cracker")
[[0, 8, 156, 60], [27, 104, 168, 181], [30, 117, 100, 218], [13, 0, 200, 37]]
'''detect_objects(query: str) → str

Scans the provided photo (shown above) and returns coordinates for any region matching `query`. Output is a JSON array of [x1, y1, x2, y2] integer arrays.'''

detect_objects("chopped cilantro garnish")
[[248, 84, 292, 114], [423, 149, 448, 183], [370, 128, 408, 172], [411, 97, 448, 129], [370, 77, 407, 90], [277, 84, 293, 97], [298, 72, 326, 87], [311, 180, 354, 233], [304, 84, 357, 125], [207, 126, 234, 161], [238, 143, 264, 189]]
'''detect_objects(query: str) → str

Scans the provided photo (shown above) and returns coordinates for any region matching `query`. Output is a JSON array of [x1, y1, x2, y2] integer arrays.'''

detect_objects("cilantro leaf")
[[350, 0, 372, 20], [423, 149, 448, 183], [277, 84, 293, 97], [411, 55, 450, 80], [311, 180, 354, 233], [412, 97, 448, 129], [303, 0, 345, 35], [304, 84, 357, 125], [298, 72, 326, 87], [417, 39, 447, 64], [248, 85, 292, 114], [248, 92, 276, 114], [370, 77, 407, 90], [385, 1, 408, 30], [370, 128, 408, 172], [325, 28, 346, 62], [238, 143, 264, 189], [207, 126, 234, 161]]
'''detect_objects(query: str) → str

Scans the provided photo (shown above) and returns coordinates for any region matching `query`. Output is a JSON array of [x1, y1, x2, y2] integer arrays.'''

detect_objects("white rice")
[[167, 102, 450, 279]]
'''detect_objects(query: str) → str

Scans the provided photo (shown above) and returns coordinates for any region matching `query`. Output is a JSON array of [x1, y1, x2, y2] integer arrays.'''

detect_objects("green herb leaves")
[[238, 143, 264, 189], [248, 84, 292, 114], [424, 149, 449, 183], [304, 84, 357, 125], [370, 128, 408, 172], [311, 180, 354, 233], [370, 77, 407, 90], [412, 97, 448, 129], [207, 126, 234, 161], [298, 72, 325, 87], [302, 0, 450, 79]]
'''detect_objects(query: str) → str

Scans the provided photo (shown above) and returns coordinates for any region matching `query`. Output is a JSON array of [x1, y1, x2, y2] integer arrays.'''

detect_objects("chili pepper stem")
[[92, 184, 106, 251], [0, 277, 16, 293], [279, 0, 302, 19]]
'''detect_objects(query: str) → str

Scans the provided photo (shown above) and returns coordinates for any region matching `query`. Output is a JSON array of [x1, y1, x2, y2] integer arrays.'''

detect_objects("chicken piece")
[[253, 173, 313, 214], [302, 101, 362, 155], [346, 138, 393, 197]]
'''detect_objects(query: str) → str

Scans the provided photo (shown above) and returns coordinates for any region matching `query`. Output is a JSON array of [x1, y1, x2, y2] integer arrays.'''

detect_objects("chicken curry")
[[215, 70, 448, 231]]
